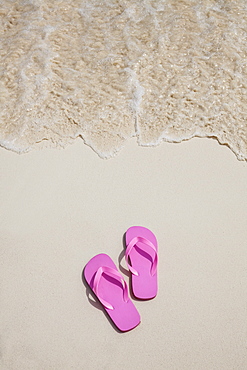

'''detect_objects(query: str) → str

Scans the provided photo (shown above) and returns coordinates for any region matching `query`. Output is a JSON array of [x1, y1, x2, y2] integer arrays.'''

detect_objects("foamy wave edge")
[[1, 0, 247, 161], [0, 131, 246, 161]]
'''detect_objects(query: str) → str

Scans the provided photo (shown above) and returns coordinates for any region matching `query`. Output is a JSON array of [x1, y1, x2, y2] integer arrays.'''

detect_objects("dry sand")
[[0, 138, 247, 369]]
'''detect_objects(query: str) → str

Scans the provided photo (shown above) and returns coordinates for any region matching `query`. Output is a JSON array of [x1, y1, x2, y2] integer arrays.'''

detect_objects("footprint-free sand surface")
[[0, 138, 246, 369]]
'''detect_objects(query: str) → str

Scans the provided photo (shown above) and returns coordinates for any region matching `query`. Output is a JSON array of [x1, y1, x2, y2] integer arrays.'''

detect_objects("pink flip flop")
[[125, 226, 158, 300], [84, 253, 140, 332]]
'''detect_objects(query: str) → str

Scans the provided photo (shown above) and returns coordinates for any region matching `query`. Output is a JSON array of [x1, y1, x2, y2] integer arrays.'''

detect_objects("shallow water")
[[0, 0, 247, 159]]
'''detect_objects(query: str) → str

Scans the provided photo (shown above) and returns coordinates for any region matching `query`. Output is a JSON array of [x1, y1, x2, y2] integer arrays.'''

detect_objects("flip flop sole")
[[84, 253, 141, 332]]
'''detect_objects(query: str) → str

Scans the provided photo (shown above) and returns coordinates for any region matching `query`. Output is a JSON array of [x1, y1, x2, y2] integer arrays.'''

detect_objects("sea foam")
[[0, 0, 247, 159]]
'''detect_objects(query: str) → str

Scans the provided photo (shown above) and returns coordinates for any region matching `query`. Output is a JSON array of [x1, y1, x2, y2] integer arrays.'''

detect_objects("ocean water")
[[0, 0, 247, 159]]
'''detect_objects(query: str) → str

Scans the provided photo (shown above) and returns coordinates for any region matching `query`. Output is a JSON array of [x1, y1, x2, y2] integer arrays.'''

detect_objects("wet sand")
[[1, 1, 247, 160]]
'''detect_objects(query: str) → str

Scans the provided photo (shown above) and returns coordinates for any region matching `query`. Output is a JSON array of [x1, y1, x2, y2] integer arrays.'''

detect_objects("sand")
[[0, 138, 247, 369]]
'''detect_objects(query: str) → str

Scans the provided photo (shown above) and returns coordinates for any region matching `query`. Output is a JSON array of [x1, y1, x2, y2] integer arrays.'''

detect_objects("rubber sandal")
[[84, 253, 141, 332], [125, 226, 158, 300]]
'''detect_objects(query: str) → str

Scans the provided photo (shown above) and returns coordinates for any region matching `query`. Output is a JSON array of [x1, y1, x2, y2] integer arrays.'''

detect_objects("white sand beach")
[[0, 138, 246, 369]]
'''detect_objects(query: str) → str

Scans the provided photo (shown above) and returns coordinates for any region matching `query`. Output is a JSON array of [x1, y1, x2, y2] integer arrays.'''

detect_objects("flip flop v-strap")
[[93, 266, 129, 310], [125, 236, 158, 277]]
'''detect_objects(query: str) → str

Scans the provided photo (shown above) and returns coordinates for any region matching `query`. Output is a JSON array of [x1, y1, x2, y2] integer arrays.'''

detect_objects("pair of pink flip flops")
[[84, 226, 158, 332]]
